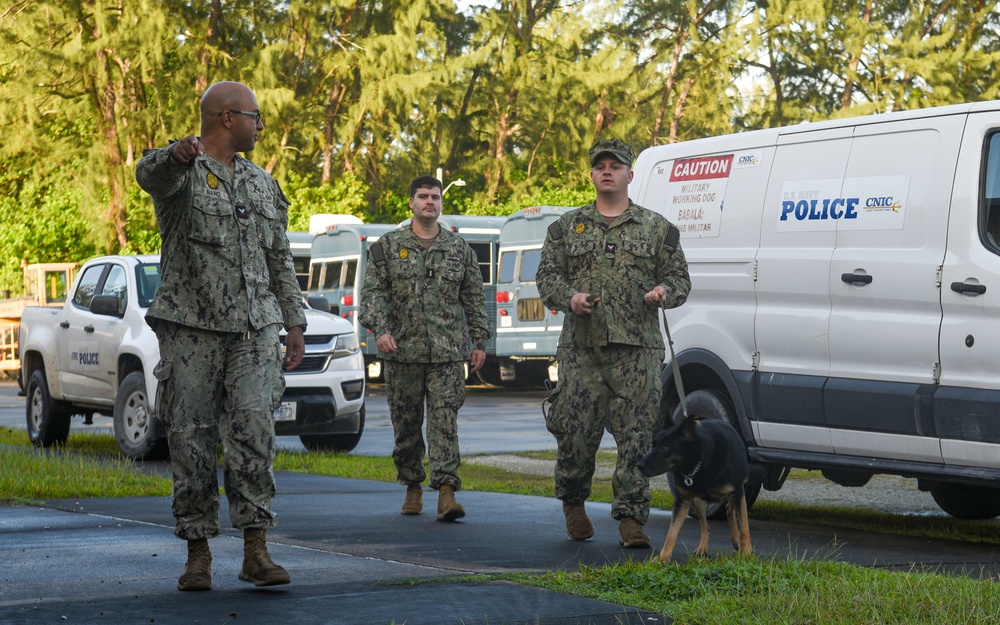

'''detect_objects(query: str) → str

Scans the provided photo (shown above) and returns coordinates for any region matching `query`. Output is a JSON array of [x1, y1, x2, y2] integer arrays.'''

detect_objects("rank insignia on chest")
[[235, 204, 250, 218], [400, 248, 409, 259], [604, 242, 617, 255], [575, 223, 586, 234], [206, 172, 219, 189]]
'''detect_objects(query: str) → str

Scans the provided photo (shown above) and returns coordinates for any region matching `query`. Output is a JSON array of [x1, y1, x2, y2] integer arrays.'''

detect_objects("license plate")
[[273, 402, 297, 422]]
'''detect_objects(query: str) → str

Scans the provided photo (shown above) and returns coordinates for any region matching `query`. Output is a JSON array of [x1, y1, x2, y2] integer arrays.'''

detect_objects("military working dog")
[[636, 414, 753, 563]]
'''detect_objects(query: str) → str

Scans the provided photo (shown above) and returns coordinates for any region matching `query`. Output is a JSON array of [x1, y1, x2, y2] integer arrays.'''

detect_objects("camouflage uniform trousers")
[[153, 321, 285, 540], [384, 360, 465, 491], [544, 344, 664, 523]]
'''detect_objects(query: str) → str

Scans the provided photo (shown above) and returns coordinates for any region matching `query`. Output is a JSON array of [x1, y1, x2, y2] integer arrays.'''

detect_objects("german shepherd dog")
[[636, 414, 753, 563]]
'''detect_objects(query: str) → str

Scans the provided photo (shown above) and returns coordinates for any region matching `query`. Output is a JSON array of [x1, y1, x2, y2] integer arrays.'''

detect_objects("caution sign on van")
[[777, 175, 910, 232], [661, 154, 740, 238]]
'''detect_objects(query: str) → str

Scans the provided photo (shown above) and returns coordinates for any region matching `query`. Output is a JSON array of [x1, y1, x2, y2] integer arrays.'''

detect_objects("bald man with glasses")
[[136, 81, 305, 592]]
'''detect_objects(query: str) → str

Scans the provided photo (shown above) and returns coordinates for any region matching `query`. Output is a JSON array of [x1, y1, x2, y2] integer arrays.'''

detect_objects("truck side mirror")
[[90, 294, 124, 318], [307, 296, 332, 313]]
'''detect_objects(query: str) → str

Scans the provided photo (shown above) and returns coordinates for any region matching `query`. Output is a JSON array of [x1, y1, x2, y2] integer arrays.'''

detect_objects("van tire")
[[114, 371, 169, 460], [930, 483, 1000, 520], [670, 388, 762, 520], [300, 404, 366, 453], [25, 369, 71, 447]]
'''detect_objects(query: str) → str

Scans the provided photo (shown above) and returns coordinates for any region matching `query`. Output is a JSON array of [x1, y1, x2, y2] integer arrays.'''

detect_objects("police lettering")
[[79, 352, 99, 365], [779, 197, 860, 221]]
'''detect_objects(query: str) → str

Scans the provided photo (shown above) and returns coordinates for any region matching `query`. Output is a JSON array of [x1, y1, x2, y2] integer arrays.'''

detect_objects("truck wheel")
[[300, 404, 366, 453], [25, 369, 71, 447], [114, 371, 169, 460], [930, 483, 1000, 519], [668, 388, 762, 520]]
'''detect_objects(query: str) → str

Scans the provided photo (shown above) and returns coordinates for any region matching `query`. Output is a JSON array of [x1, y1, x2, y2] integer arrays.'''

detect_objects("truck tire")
[[668, 388, 762, 520], [300, 404, 366, 453], [114, 371, 169, 460], [25, 369, 71, 447], [930, 483, 1000, 519]]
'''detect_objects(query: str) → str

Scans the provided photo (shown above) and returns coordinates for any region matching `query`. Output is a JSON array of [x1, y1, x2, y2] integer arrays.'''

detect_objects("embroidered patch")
[[235, 204, 250, 218], [400, 248, 409, 259], [575, 223, 585, 234], [206, 172, 219, 189], [604, 242, 617, 255]]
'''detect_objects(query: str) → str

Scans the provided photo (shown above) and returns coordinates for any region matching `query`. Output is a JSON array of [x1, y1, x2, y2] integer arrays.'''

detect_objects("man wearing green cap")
[[536, 138, 691, 548]]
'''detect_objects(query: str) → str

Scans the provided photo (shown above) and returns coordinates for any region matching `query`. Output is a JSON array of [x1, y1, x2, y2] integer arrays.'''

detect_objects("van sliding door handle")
[[951, 281, 987, 295], [841, 273, 873, 285]]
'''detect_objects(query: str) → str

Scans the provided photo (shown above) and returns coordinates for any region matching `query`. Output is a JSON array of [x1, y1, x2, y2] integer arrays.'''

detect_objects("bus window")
[[517, 298, 546, 322], [498, 251, 516, 284], [308, 264, 322, 291], [344, 259, 358, 288], [519, 250, 541, 282], [469, 242, 493, 284], [292, 255, 310, 290], [322, 261, 343, 289]]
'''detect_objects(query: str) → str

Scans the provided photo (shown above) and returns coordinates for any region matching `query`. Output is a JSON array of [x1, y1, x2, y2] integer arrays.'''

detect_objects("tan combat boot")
[[436, 484, 466, 522], [401, 483, 423, 515], [177, 538, 212, 591], [618, 517, 650, 549], [562, 502, 594, 541], [239, 528, 291, 586]]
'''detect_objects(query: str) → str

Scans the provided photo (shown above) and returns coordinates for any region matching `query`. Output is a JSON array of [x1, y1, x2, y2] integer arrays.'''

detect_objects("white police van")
[[631, 100, 1000, 519]]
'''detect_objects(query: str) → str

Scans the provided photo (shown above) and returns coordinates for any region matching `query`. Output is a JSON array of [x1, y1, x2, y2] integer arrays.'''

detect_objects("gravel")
[[464, 453, 949, 517]]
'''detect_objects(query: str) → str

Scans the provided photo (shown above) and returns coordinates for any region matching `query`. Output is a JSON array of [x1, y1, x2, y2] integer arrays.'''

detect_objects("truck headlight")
[[332, 332, 360, 359]]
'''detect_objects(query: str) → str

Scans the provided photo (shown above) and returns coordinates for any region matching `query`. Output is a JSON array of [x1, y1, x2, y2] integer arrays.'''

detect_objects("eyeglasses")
[[222, 109, 262, 124]]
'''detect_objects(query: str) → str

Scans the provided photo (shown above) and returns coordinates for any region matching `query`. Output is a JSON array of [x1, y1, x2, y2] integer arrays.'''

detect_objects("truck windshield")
[[135, 263, 161, 308]]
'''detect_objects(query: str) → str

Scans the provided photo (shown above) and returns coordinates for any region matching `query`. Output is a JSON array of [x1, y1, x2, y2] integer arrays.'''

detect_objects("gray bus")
[[307, 223, 398, 378], [491, 206, 574, 386]]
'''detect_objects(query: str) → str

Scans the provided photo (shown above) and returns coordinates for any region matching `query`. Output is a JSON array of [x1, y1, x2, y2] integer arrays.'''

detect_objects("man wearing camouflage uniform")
[[135, 81, 306, 591], [359, 175, 491, 521], [536, 139, 691, 548]]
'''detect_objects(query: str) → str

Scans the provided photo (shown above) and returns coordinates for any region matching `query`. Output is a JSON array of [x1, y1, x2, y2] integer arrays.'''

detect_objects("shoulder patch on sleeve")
[[370, 241, 387, 265], [547, 221, 563, 241], [665, 224, 680, 251]]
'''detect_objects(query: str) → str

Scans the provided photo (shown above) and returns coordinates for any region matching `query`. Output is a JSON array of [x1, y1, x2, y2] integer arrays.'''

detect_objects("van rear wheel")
[[930, 483, 1000, 519], [669, 389, 762, 520]]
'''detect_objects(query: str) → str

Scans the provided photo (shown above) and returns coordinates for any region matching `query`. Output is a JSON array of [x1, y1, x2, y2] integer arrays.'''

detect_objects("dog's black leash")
[[660, 301, 689, 421]]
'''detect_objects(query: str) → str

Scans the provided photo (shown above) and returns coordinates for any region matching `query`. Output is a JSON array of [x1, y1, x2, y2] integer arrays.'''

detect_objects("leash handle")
[[660, 303, 689, 421]]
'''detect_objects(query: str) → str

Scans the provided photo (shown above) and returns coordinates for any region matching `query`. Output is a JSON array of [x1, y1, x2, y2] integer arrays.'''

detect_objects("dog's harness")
[[680, 461, 702, 487]]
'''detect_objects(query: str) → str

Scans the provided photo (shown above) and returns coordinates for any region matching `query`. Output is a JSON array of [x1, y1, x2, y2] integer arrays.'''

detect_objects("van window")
[[344, 259, 358, 288], [498, 251, 516, 284], [519, 250, 541, 282], [308, 264, 322, 291], [322, 261, 342, 289], [983, 132, 1000, 253]]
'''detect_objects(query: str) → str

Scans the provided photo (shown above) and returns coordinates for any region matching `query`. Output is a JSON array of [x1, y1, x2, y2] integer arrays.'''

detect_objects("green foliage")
[[2, 0, 1000, 264]]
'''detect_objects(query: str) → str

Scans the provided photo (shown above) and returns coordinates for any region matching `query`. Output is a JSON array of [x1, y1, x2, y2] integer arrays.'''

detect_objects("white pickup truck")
[[19, 254, 366, 459]]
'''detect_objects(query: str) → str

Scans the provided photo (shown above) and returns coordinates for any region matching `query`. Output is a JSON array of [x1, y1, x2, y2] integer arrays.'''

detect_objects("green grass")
[[503, 555, 1000, 624], [0, 429, 171, 503]]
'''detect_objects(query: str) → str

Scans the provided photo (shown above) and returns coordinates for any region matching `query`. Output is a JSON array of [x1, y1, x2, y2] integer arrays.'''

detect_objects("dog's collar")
[[680, 461, 703, 486]]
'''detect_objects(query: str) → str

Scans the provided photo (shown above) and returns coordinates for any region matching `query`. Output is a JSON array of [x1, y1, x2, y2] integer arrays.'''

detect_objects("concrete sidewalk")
[[4, 472, 1000, 625]]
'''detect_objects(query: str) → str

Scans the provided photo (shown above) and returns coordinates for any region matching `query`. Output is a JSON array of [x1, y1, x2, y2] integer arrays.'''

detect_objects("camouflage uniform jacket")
[[134, 146, 306, 333], [536, 200, 690, 349], [359, 227, 492, 363]]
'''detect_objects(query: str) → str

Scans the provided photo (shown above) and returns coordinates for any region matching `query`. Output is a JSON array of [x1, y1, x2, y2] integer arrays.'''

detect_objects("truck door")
[[825, 116, 962, 462], [939, 113, 1000, 469], [57, 262, 120, 401]]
